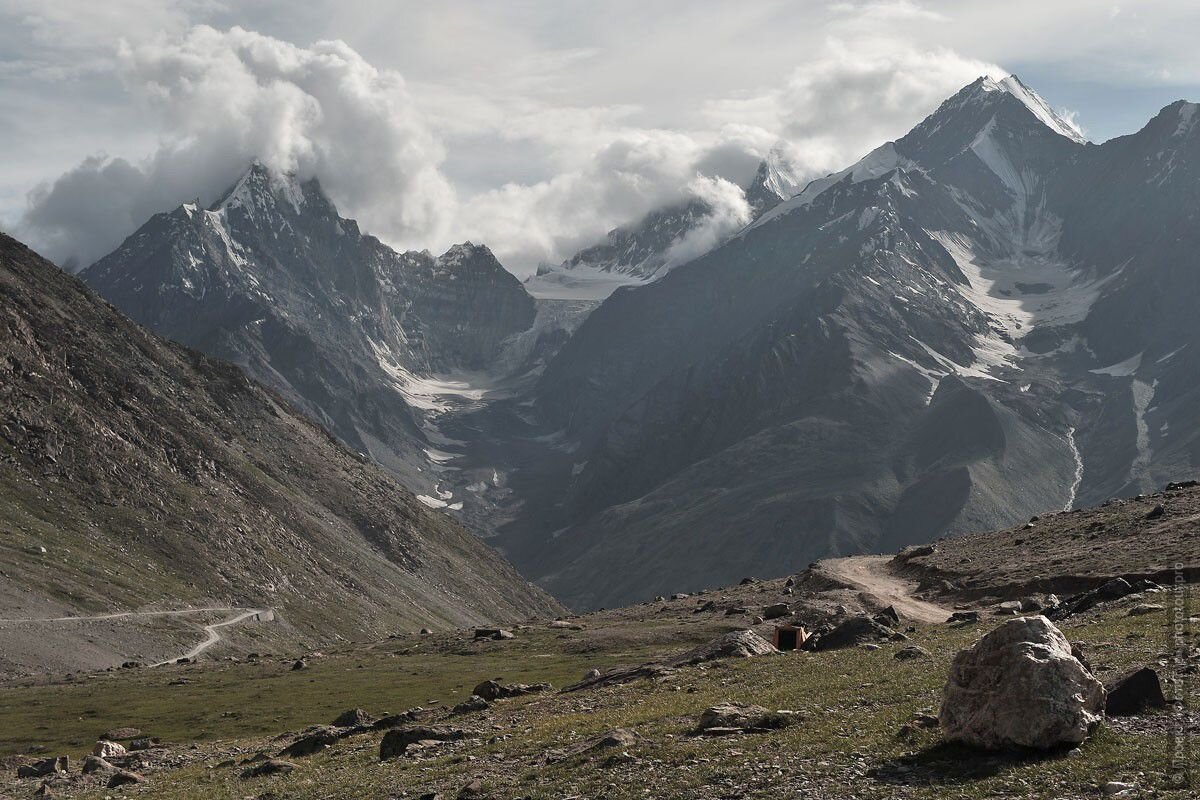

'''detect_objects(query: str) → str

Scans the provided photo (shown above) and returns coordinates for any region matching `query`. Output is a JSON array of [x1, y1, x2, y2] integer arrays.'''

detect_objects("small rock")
[[242, 758, 297, 778], [91, 740, 126, 759], [457, 779, 486, 799], [471, 679, 551, 701], [16, 756, 68, 779], [947, 610, 979, 624], [290, 659, 307, 671], [1128, 603, 1164, 616], [894, 645, 930, 660], [1144, 504, 1165, 520], [107, 769, 145, 788], [1102, 781, 1136, 796]]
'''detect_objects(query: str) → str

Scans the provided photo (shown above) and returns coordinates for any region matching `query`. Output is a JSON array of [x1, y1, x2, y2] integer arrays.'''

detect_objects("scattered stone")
[[1144, 504, 1166, 520], [1105, 667, 1167, 716], [670, 593, 690, 601], [894, 645, 930, 660], [291, 659, 307, 671], [471, 679, 551, 701], [562, 664, 673, 692], [896, 544, 936, 560], [1128, 604, 1164, 616], [128, 738, 158, 751], [940, 616, 1104, 750], [694, 702, 800, 735], [331, 708, 374, 728], [107, 769, 145, 787], [33, 782, 54, 797], [739, 577, 759, 585], [1102, 781, 1137, 797], [451, 695, 490, 715], [280, 727, 340, 758], [91, 740, 126, 759], [379, 727, 469, 760], [947, 610, 980, 624], [241, 759, 297, 778]]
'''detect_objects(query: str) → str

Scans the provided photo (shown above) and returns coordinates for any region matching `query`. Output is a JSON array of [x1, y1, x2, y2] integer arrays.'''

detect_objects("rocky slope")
[[494, 76, 1200, 609], [0, 232, 560, 667], [81, 163, 537, 491]]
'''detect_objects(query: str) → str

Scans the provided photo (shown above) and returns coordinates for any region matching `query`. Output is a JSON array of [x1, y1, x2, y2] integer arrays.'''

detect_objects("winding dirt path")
[[821, 555, 952, 624], [0, 606, 274, 666]]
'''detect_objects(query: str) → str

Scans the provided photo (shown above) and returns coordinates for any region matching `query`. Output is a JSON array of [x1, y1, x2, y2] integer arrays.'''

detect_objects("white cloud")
[[17, 25, 454, 269], [705, 40, 1003, 187]]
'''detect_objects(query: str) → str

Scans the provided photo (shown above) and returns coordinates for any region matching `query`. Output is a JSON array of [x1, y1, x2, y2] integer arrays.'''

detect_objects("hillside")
[[0, 233, 560, 675]]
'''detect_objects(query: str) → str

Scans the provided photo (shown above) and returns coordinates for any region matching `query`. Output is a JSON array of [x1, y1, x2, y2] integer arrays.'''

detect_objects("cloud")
[[17, 25, 454, 269], [705, 40, 1003, 186], [13, 22, 1002, 278]]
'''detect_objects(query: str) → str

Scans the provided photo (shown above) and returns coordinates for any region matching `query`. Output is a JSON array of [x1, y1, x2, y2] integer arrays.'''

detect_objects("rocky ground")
[[0, 542, 1195, 799]]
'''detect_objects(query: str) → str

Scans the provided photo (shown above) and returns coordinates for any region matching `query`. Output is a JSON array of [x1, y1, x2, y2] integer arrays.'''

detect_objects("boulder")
[[16, 756, 67, 779], [107, 769, 145, 787], [894, 645, 931, 661], [762, 603, 791, 620], [939, 616, 1104, 750], [451, 695, 490, 715], [91, 740, 126, 759], [291, 659, 307, 671], [948, 610, 980, 624], [471, 679, 551, 701], [812, 616, 900, 651], [331, 708, 374, 728], [128, 738, 158, 751], [1051, 578, 1135, 620], [694, 702, 800, 734], [279, 726, 340, 758], [874, 606, 901, 627], [379, 727, 468, 760], [82, 756, 115, 775], [473, 628, 514, 641], [671, 629, 777, 666], [1104, 667, 1167, 716], [457, 779, 486, 799]]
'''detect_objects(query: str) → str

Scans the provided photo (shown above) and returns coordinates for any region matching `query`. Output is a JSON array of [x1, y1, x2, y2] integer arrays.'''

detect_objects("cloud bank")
[[15, 23, 1003, 275]]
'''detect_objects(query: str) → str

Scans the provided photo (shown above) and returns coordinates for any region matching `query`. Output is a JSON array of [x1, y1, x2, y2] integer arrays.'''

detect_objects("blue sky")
[[2, 0, 1198, 272]]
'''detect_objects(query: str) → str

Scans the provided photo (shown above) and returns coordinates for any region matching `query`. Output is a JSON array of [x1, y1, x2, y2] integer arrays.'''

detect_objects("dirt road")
[[0, 606, 273, 666], [821, 555, 952, 624]]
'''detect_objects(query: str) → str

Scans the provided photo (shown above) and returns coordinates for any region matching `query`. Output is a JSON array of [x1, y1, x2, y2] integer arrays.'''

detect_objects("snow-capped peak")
[[214, 160, 309, 216], [980, 75, 1088, 144]]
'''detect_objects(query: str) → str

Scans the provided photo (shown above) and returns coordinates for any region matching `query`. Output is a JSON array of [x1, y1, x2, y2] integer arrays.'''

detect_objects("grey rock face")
[[940, 616, 1104, 750]]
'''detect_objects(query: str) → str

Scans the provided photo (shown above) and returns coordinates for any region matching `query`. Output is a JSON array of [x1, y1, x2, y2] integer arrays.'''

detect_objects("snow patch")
[[1090, 352, 1143, 377]]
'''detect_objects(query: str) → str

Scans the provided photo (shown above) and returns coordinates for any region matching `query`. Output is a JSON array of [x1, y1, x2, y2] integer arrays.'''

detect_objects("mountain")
[[82, 162, 537, 502], [526, 149, 804, 302], [489, 75, 1200, 609], [0, 232, 559, 663]]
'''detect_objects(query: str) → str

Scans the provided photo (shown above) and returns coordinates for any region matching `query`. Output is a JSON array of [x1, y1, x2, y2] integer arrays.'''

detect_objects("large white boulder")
[[939, 615, 1104, 750]]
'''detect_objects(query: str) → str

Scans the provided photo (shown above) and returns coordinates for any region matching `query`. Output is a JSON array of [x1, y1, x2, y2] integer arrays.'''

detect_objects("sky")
[[2, 0, 1199, 275]]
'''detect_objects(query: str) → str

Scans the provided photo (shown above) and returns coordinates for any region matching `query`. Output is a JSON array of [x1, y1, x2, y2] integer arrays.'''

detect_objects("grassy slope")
[[1, 582, 1194, 799]]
